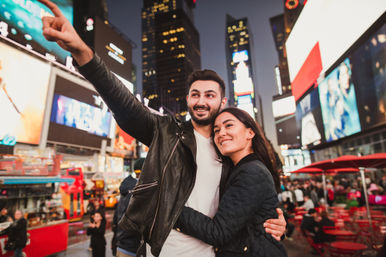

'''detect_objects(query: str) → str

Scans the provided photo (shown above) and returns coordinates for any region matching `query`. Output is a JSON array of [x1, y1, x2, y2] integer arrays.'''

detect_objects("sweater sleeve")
[[77, 55, 156, 146], [175, 164, 278, 247]]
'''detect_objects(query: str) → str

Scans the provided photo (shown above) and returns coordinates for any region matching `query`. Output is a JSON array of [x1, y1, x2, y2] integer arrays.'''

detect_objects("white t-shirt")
[[294, 189, 304, 202], [148, 130, 222, 257]]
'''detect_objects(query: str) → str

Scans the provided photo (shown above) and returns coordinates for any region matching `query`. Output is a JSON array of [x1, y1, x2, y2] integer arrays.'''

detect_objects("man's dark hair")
[[308, 208, 316, 215], [187, 69, 225, 97]]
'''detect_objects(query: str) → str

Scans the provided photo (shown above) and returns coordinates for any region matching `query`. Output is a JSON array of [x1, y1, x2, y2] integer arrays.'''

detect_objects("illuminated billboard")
[[94, 17, 132, 81], [295, 87, 325, 147], [318, 58, 361, 142], [232, 50, 248, 63], [234, 60, 254, 96], [0, 41, 51, 145], [47, 72, 113, 149], [286, 0, 385, 82], [0, 0, 73, 65], [272, 95, 296, 118], [351, 23, 386, 130], [50, 94, 112, 137]]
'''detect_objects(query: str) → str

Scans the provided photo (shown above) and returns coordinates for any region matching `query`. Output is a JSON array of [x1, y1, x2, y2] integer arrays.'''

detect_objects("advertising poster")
[[0, 0, 73, 64], [0, 41, 51, 145], [318, 58, 361, 142]]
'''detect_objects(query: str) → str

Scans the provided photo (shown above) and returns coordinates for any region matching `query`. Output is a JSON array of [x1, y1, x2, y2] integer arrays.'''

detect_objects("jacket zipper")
[[128, 181, 159, 194], [148, 134, 181, 239]]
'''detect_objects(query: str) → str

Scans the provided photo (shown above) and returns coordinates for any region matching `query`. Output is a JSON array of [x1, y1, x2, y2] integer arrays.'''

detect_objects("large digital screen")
[[50, 94, 111, 137], [0, 41, 51, 145], [286, 0, 385, 82], [351, 23, 386, 130], [47, 73, 112, 149], [296, 87, 325, 147], [0, 0, 73, 65], [318, 58, 361, 142]]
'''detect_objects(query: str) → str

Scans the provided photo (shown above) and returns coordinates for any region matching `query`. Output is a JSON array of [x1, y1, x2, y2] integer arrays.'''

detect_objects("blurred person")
[[36, 2, 286, 256], [302, 195, 315, 211], [314, 211, 335, 243], [0, 207, 10, 223], [87, 211, 106, 257], [327, 182, 335, 206], [0, 210, 27, 257], [174, 107, 287, 257], [310, 188, 319, 207], [300, 208, 318, 237], [89, 199, 105, 251], [112, 169, 141, 257], [294, 185, 304, 206]]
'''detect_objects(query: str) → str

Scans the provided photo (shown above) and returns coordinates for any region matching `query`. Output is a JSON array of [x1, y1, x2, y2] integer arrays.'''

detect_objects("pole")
[[322, 172, 328, 210], [360, 167, 372, 227]]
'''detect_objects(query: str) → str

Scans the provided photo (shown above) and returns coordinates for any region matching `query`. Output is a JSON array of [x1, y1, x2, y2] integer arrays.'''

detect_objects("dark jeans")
[[14, 248, 23, 257]]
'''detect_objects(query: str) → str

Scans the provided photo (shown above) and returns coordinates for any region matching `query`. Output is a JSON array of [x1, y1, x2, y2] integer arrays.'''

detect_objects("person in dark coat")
[[314, 211, 335, 243], [0, 207, 10, 223], [175, 107, 287, 257], [112, 172, 141, 257], [87, 211, 106, 257], [300, 208, 318, 237], [0, 210, 27, 257]]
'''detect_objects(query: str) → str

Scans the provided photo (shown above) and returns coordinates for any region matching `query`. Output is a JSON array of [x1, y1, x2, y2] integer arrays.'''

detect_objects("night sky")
[[106, 0, 284, 148]]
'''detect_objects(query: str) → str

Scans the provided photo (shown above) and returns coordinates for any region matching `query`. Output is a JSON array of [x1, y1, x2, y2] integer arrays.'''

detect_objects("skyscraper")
[[142, 0, 200, 117], [225, 15, 263, 127]]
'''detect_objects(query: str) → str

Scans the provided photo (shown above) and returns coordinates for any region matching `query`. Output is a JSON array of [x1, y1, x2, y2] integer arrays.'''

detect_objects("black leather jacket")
[[78, 55, 229, 256]]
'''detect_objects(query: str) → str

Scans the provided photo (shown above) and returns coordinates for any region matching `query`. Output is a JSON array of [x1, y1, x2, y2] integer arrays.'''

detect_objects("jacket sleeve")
[[87, 221, 106, 236], [77, 55, 156, 146], [175, 165, 278, 247]]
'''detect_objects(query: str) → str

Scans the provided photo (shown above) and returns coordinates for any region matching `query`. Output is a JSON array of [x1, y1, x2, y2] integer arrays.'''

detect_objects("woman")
[[175, 107, 287, 256], [87, 211, 106, 257], [0, 210, 27, 257]]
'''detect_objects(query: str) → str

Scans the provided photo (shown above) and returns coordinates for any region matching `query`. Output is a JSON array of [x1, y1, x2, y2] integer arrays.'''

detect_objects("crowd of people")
[[279, 175, 386, 213]]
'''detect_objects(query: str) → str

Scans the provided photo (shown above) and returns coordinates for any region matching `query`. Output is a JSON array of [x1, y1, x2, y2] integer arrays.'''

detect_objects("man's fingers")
[[42, 27, 67, 42], [38, 0, 64, 18], [41, 16, 55, 30]]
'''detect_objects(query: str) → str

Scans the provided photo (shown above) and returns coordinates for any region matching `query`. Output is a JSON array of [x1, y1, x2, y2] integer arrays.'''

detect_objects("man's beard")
[[188, 104, 221, 126]]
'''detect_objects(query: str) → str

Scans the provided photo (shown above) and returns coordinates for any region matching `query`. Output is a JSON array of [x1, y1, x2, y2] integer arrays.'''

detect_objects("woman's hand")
[[263, 208, 286, 241]]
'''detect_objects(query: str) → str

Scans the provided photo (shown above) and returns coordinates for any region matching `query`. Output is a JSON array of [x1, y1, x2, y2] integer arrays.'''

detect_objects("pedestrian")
[[0, 207, 10, 223], [87, 211, 106, 257], [37, 1, 287, 256], [174, 107, 287, 256], [112, 169, 141, 257], [294, 185, 304, 206], [0, 210, 27, 257]]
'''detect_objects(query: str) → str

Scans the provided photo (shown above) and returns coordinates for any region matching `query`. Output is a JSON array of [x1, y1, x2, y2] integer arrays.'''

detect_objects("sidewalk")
[[53, 232, 114, 257]]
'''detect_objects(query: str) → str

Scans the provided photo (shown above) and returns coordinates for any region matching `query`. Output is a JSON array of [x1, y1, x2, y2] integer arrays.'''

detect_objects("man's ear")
[[220, 96, 227, 109]]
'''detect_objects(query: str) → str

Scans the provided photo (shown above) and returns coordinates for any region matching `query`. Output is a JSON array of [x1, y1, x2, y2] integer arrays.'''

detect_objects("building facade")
[[225, 15, 263, 127], [142, 0, 200, 117]]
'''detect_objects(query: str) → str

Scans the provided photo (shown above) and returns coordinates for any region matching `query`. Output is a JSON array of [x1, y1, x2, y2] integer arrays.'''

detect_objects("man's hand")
[[38, 0, 93, 65], [263, 208, 286, 241]]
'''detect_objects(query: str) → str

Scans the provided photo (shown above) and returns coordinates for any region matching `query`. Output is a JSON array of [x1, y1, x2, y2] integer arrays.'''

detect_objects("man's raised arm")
[[38, 0, 93, 66]]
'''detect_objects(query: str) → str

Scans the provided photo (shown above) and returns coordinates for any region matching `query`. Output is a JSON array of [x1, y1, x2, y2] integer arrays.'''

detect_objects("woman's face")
[[14, 211, 22, 220], [94, 213, 102, 223], [213, 112, 254, 164]]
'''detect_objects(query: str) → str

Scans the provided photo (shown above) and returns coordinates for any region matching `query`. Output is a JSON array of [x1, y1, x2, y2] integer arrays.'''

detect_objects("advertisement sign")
[[0, 0, 73, 65], [0, 41, 51, 145], [286, 0, 385, 82], [296, 87, 325, 147], [351, 23, 386, 130], [318, 58, 361, 142], [50, 94, 112, 137]]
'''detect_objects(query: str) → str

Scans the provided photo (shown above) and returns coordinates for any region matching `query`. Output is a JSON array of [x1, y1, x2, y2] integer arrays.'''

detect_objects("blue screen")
[[0, 0, 73, 64], [318, 58, 361, 142], [51, 94, 112, 137]]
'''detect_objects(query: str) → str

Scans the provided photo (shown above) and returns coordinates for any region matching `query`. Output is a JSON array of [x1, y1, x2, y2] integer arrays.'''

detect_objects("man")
[[300, 208, 318, 237], [112, 168, 140, 257], [301, 195, 315, 211], [37, 1, 286, 256]]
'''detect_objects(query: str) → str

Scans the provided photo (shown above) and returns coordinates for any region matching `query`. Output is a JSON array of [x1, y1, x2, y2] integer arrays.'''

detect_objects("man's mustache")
[[193, 105, 209, 111]]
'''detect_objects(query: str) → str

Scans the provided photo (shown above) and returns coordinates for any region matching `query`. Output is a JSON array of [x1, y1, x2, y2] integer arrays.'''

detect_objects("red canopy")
[[301, 153, 386, 170], [290, 167, 360, 175]]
